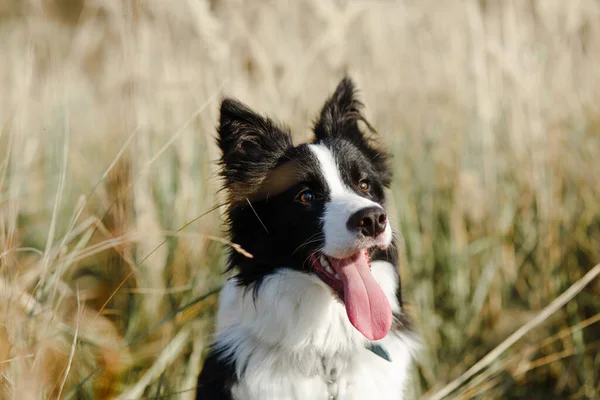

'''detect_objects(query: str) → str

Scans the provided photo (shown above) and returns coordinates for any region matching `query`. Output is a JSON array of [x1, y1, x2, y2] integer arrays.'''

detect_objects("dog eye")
[[297, 191, 314, 204], [358, 180, 370, 191]]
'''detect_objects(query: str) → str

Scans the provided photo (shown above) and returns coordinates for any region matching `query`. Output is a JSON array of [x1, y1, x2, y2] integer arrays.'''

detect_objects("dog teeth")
[[318, 255, 336, 277], [335, 273, 340, 280]]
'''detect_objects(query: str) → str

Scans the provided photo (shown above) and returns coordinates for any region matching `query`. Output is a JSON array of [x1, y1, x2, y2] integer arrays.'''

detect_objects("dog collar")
[[366, 342, 392, 362]]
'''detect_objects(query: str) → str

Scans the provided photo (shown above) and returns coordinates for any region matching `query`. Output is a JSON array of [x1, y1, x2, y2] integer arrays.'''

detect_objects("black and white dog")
[[196, 78, 416, 400]]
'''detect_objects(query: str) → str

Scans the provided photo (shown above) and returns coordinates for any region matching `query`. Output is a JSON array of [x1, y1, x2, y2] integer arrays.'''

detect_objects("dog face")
[[218, 78, 394, 340]]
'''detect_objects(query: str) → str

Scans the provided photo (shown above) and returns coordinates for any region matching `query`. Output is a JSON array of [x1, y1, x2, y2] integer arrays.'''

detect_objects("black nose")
[[347, 206, 387, 238]]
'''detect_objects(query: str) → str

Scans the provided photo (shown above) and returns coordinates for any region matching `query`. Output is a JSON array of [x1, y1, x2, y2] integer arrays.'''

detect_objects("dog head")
[[218, 77, 394, 340]]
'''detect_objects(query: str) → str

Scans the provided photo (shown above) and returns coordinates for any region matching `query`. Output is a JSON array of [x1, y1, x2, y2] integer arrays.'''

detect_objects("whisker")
[[292, 233, 325, 255], [245, 198, 270, 234]]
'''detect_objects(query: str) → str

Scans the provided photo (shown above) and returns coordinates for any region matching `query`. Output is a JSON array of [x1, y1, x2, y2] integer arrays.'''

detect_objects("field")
[[1, 0, 599, 398]]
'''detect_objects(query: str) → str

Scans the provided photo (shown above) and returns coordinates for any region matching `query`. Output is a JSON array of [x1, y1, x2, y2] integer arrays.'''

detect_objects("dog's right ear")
[[218, 98, 293, 202]]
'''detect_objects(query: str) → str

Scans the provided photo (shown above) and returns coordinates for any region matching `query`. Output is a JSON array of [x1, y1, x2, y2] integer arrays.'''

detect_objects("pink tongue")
[[331, 252, 392, 340]]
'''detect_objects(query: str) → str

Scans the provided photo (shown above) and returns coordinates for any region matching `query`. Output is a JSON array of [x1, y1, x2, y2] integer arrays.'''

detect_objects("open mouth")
[[311, 250, 392, 341]]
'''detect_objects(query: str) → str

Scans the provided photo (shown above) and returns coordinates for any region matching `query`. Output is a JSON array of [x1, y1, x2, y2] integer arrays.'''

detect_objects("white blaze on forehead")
[[307, 144, 348, 197], [308, 143, 392, 258]]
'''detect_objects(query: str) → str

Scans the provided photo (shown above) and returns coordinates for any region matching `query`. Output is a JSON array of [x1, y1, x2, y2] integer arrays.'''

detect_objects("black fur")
[[217, 99, 293, 206], [314, 77, 392, 187], [195, 347, 236, 400]]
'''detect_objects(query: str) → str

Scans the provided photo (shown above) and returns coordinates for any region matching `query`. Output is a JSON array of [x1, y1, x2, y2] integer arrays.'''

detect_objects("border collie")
[[196, 77, 416, 400]]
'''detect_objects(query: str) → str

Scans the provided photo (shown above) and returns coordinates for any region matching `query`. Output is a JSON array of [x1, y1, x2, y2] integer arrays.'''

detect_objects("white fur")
[[213, 262, 417, 400], [308, 144, 393, 258]]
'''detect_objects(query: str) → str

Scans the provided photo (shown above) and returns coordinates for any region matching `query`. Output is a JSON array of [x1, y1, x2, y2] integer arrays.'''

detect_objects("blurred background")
[[1, 0, 599, 398]]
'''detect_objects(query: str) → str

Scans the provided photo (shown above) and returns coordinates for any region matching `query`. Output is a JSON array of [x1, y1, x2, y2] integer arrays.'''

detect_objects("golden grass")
[[1, 0, 599, 398]]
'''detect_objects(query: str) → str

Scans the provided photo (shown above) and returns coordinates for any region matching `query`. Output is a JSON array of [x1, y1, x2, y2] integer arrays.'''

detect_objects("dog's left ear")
[[314, 77, 366, 143], [314, 77, 392, 186]]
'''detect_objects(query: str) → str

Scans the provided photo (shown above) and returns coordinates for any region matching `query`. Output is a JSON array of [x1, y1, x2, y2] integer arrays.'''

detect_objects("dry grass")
[[1, 0, 599, 398]]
